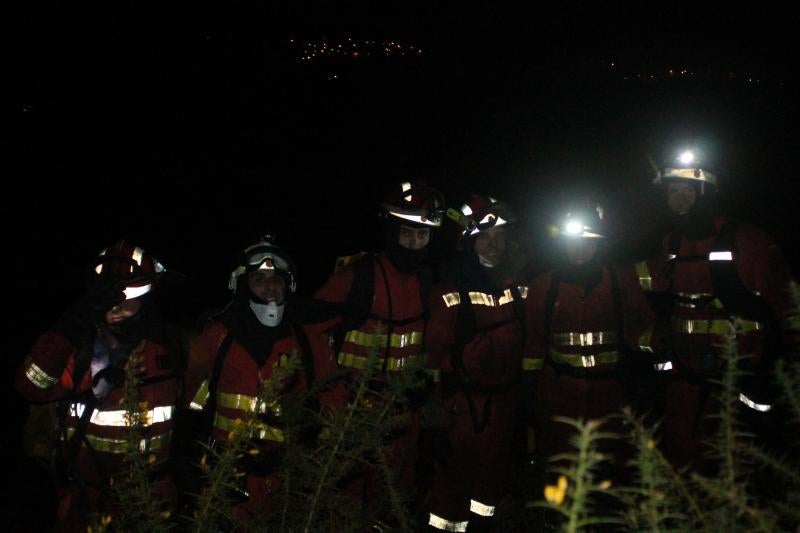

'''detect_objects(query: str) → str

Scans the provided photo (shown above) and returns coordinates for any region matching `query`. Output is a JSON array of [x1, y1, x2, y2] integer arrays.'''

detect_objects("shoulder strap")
[[544, 272, 561, 353], [206, 332, 235, 417]]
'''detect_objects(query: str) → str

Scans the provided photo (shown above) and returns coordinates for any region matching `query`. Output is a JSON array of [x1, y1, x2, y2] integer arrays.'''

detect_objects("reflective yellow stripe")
[[522, 358, 544, 371], [441, 288, 526, 308], [189, 379, 210, 411], [24, 357, 59, 389], [551, 331, 617, 346], [674, 292, 722, 309], [213, 413, 284, 443], [337, 352, 423, 371], [635, 260, 652, 291], [672, 317, 763, 335], [65, 428, 171, 454], [217, 392, 281, 416], [638, 326, 654, 353], [548, 348, 619, 368], [344, 330, 423, 349]]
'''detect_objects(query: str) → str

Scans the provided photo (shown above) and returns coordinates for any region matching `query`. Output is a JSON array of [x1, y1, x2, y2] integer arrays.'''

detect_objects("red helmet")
[[552, 197, 607, 239], [380, 179, 445, 228], [93, 240, 164, 300], [450, 194, 516, 236], [228, 234, 297, 294]]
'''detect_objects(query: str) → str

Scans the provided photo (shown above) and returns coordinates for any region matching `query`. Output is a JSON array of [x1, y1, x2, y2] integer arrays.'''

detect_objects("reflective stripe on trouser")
[[428, 513, 468, 532], [469, 499, 495, 516]]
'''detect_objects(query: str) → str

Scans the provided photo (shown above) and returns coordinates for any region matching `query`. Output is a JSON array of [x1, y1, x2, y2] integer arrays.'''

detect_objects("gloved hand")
[[56, 274, 126, 343]]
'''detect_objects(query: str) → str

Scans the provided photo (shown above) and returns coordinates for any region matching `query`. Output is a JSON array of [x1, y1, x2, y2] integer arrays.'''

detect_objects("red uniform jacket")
[[187, 320, 307, 449], [17, 329, 182, 488], [314, 254, 428, 387], [634, 217, 791, 376], [524, 265, 656, 375]]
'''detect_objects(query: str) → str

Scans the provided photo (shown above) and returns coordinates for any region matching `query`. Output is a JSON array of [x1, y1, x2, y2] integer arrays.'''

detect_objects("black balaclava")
[[557, 240, 606, 290], [668, 180, 718, 240], [384, 221, 429, 273]]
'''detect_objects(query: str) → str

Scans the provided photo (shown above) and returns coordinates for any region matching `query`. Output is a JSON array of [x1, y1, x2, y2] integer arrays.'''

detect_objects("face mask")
[[249, 299, 285, 327]]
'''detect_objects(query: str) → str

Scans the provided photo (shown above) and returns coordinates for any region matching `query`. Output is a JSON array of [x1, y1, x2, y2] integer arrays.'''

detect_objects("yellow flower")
[[544, 475, 568, 506], [101, 515, 113, 526], [247, 448, 260, 456], [646, 438, 656, 449], [159, 511, 171, 519], [148, 454, 157, 464], [599, 480, 612, 490]]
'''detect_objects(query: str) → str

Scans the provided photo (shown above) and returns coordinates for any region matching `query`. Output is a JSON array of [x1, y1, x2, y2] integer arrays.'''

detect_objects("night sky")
[[5, 2, 800, 525]]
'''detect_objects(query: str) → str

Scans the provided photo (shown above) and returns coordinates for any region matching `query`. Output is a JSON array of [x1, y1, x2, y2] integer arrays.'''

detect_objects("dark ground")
[[5, 3, 800, 529]]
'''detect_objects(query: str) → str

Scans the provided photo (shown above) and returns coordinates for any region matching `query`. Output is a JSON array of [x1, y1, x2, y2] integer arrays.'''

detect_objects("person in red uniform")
[[634, 149, 793, 469], [424, 194, 527, 532], [524, 198, 656, 490], [186, 234, 316, 521], [16, 240, 184, 531], [313, 179, 445, 518]]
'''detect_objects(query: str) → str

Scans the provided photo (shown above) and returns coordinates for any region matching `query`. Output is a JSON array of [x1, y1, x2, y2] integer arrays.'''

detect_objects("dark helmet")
[[449, 194, 516, 236], [93, 240, 164, 300], [380, 179, 445, 228], [653, 149, 718, 194], [228, 234, 297, 294], [551, 197, 607, 239]]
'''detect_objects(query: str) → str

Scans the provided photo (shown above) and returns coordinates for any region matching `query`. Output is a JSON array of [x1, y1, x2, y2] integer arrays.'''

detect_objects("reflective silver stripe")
[[709, 251, 733, 261], [428, 513, 468, 532], [655, 361, 673, 371], [551, 331, 617, 347], [189, 380, 210, 411], [442, 289, 524, 308], [469, 499, 495, 517], [24, 359, 59, 389], [739, 393, 772, 412], [123, 283, 152, 300], [70, 403, 175, 427], [132, 246, 144, 266]]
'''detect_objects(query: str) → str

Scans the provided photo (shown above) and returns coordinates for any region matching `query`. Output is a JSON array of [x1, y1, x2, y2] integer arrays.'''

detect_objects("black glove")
[[56, 275, 126, 343]]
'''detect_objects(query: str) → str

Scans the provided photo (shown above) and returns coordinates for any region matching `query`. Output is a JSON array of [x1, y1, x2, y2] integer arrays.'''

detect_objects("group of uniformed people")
[[17, 148, 795, 531]]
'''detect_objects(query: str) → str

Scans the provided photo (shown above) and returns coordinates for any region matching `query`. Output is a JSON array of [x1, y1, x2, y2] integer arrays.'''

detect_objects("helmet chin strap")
[[477, 254, 497, 268], [249, 298, 285, 327]]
